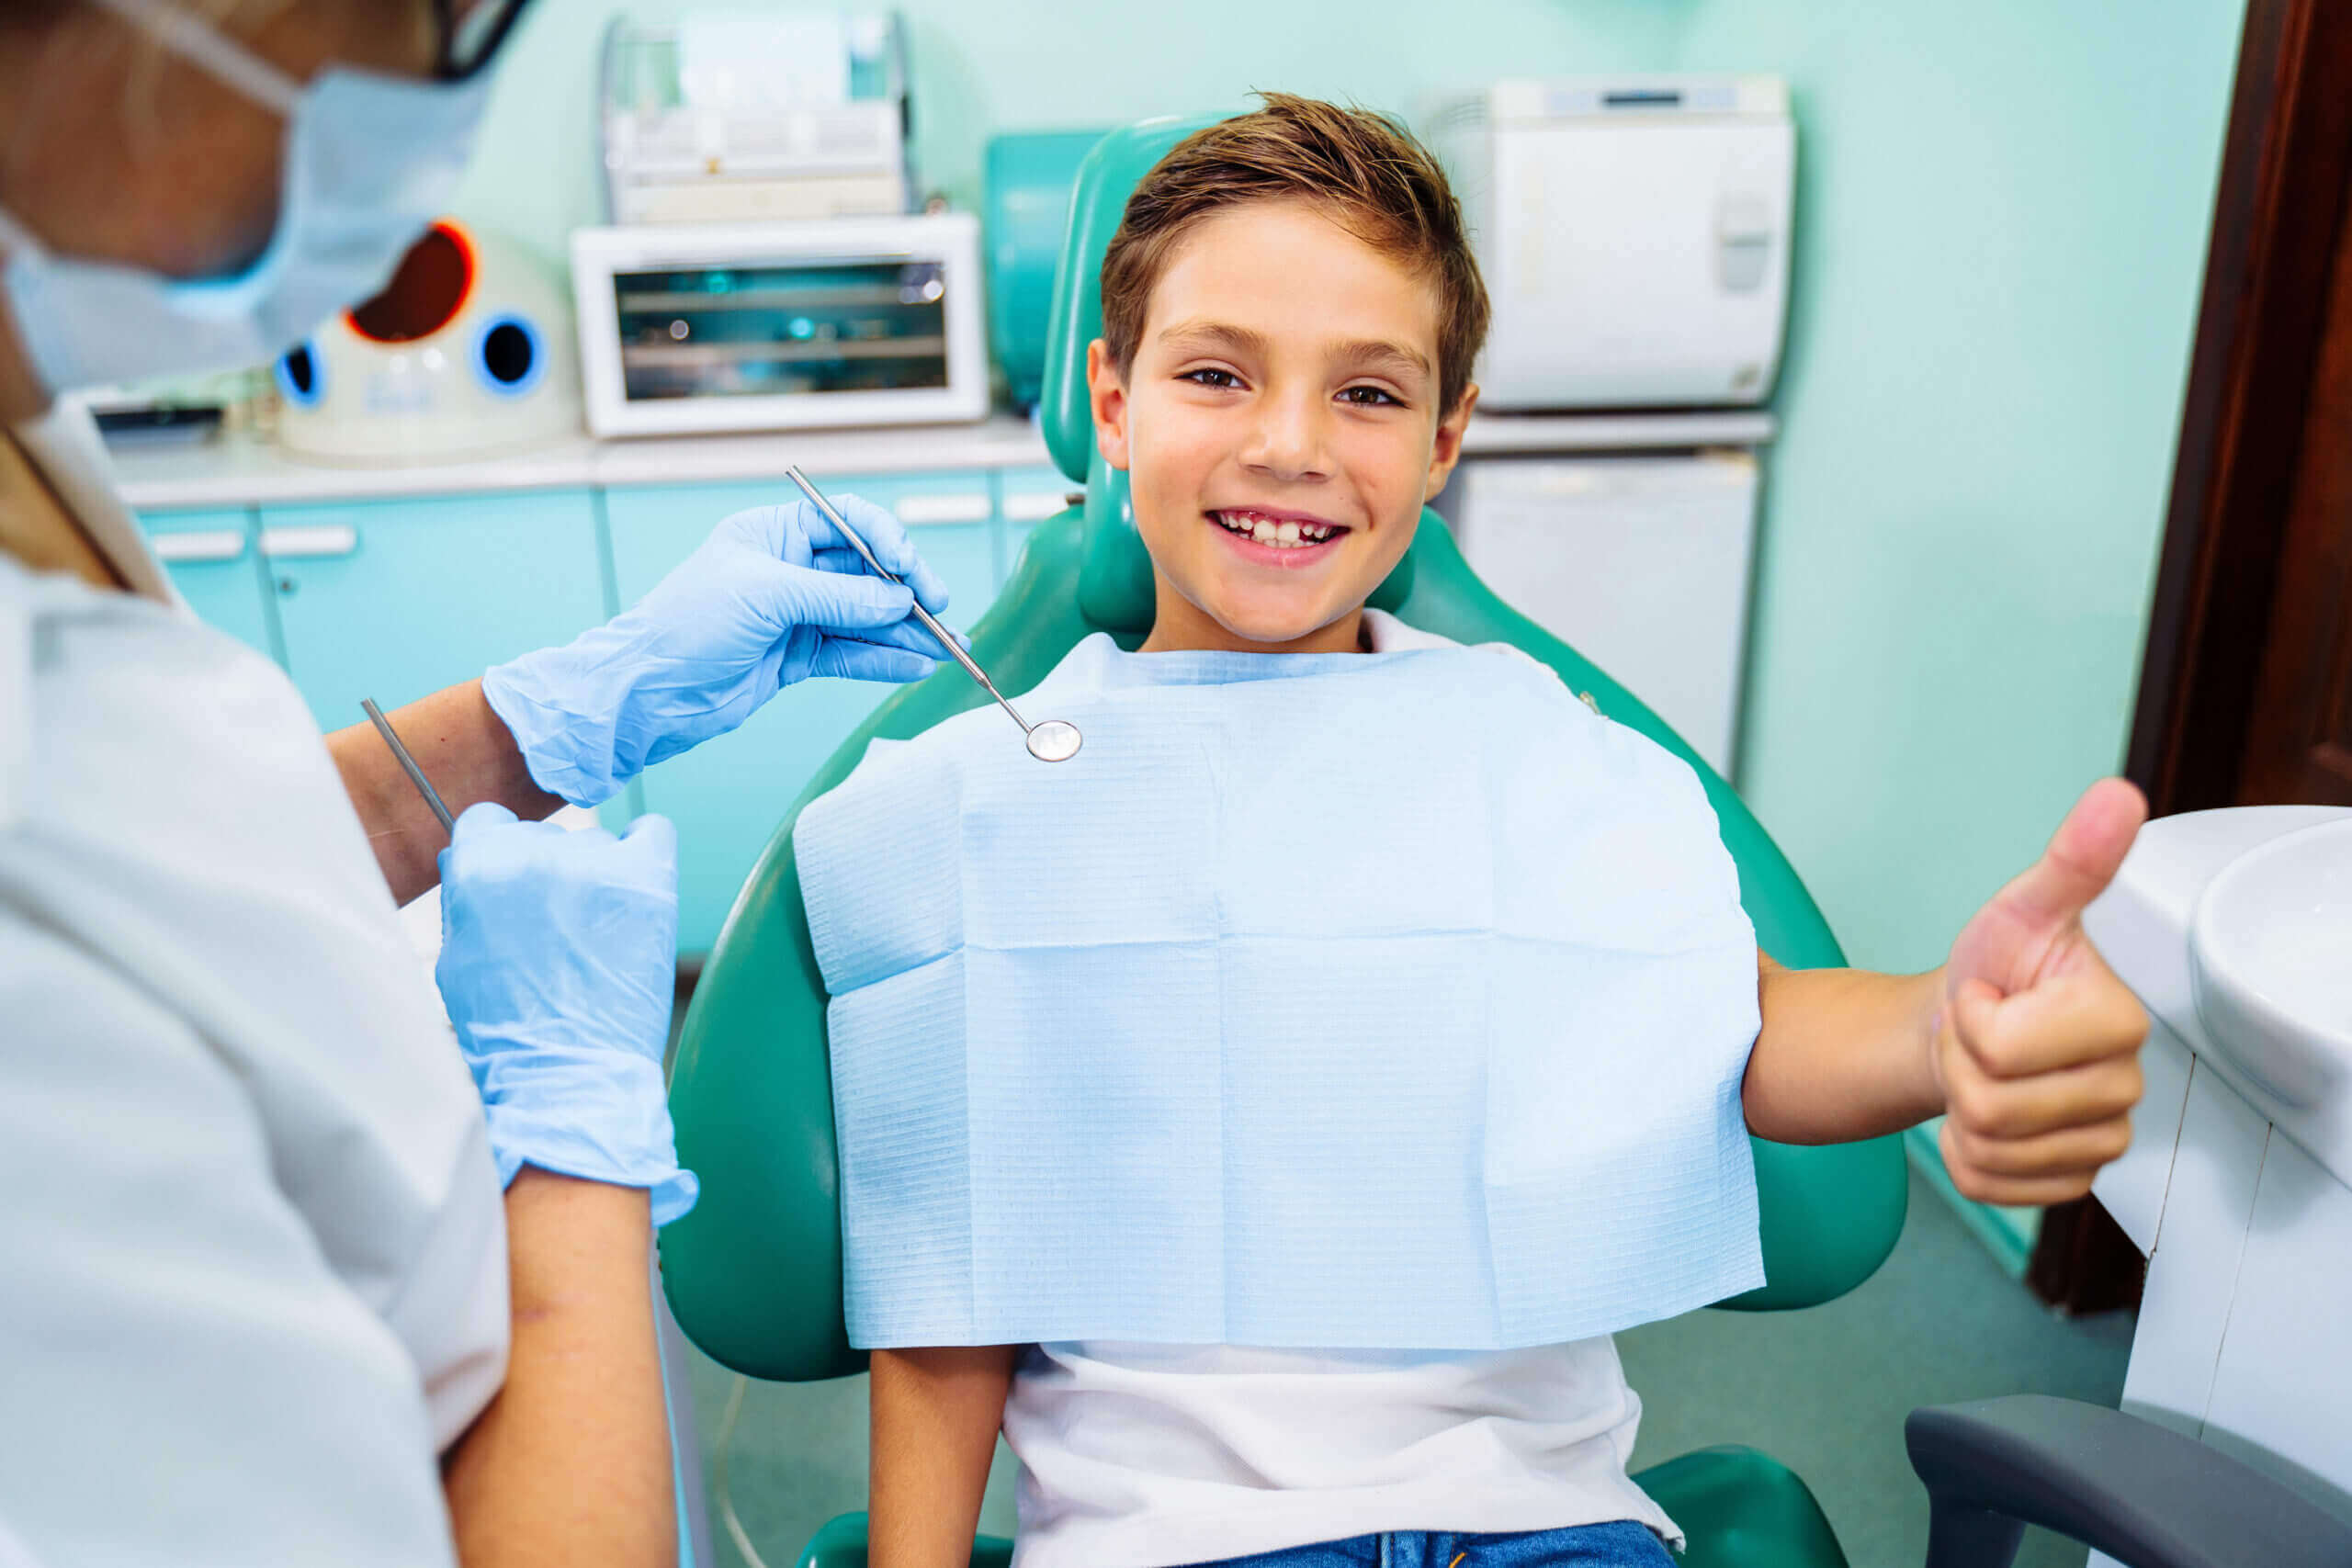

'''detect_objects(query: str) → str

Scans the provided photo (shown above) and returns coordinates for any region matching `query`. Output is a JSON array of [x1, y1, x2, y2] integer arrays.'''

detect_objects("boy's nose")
[[1240, 391, 1332, 482]]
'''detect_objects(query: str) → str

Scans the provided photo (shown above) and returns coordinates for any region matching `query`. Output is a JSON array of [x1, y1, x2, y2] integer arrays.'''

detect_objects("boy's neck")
[[1140, 587, 1369, 655]]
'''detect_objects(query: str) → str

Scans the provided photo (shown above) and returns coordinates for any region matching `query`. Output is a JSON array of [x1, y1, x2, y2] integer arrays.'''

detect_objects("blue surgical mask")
[[0, 0, 492, 396]]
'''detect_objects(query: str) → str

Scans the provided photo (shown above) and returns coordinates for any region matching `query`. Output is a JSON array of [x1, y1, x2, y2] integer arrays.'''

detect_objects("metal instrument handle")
[[361, 698, 457, 837]]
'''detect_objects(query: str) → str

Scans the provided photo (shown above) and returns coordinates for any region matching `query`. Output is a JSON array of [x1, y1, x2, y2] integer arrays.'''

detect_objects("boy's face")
[[1088, 200, 1476, 654]]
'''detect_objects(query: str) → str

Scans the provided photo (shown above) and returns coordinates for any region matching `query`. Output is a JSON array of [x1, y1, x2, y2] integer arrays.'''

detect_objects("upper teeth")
[[1216, 511, 1337, 547]]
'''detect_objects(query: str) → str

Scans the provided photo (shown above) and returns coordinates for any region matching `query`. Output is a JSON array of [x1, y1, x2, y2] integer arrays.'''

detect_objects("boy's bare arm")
[[868, 1345, 1018, 1568], [1744, 779, 2151, 1206], [1746, 955, 1947, 1145]]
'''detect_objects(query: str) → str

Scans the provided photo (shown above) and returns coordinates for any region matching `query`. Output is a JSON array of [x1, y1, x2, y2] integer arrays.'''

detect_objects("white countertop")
[[110, 408, 1777, 512]]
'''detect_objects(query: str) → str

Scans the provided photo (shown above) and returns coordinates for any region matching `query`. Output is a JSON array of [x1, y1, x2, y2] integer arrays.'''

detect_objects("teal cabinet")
[[997, 465, 1077, 582], [606, 473, 1002, 952], [139, 507, 275, 660], [258, 490, 607, 737]]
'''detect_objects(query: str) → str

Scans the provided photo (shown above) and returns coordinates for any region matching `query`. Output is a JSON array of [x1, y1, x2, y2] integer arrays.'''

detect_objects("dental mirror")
[[784, 466, 1084, 763], [1025, 719, 1083, 762]]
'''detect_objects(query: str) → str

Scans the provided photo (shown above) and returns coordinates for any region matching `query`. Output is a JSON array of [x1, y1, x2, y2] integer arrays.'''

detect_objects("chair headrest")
[[1040, 116, 1219, 482], [1042, 115, 1414, 635]]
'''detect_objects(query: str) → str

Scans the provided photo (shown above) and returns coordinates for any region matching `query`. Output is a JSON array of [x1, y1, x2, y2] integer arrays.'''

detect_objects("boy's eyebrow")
[[1159, 321, 1433, 382], [1332, 338, 1432, 383], [1157, 320, 1274, 360]]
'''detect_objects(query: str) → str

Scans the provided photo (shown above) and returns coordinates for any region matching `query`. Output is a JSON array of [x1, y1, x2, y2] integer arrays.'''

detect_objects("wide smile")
[[1205, 508, 1352, 569]]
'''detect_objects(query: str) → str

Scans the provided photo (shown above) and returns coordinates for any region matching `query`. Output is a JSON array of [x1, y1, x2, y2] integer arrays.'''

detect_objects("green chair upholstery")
[[662, 117, 1904, 1568], [783, 1449, 1852, 1568], [780, 1446, 1847, 1568]]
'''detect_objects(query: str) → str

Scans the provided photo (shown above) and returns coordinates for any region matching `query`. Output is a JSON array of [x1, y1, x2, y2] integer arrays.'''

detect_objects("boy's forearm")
[[1744, 954, 1948, 1145], [869, 1345, 1017, 1568], [441, 1170, 675, 1568]]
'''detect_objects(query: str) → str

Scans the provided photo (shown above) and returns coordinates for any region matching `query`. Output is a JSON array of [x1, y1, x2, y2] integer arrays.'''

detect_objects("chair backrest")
[[659, 119, 1906, 1382]]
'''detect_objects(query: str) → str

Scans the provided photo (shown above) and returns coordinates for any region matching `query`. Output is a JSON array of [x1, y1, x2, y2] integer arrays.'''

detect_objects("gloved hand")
[[482, 495, 954, 807], [436, 802, 697, 1225]]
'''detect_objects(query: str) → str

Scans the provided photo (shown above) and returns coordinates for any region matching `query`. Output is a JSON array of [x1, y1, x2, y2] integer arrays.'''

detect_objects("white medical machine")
[[569, 213, 989, 437], [1425, 76, 1794, 410], [274, 219, 582, 464], [2082, 807, 2352, 1550], [599, 10, 910, 225]]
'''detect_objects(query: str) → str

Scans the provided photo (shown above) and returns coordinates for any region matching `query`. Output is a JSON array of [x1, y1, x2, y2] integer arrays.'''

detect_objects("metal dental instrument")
[[360, 697, 458, 837], [784, 464, 1082, 763]]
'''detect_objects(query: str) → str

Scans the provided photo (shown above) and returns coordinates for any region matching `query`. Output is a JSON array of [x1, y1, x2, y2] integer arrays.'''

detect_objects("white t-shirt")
[[0, 405, 508, 1568], [998, 612, 1681, 1568]]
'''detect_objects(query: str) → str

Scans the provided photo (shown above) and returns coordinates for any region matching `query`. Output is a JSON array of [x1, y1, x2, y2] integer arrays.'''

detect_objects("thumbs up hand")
[[1933, 778, 2154, 1206]]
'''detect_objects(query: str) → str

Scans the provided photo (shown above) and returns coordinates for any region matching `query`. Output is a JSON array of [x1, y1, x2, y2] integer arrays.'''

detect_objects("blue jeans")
[[1182, 1520, 1673, 1568]]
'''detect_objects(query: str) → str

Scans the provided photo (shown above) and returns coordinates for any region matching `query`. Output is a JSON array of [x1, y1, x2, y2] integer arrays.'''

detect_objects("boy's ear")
[[1423, 381, 1480, 502], [1087, 337, 1132, 472]]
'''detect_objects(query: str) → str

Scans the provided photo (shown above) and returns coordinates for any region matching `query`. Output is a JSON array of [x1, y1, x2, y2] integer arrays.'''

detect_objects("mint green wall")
[[453, 0, 2248, 975], [447, 0, 1677, 266], [1667, 0, 2245, 970]]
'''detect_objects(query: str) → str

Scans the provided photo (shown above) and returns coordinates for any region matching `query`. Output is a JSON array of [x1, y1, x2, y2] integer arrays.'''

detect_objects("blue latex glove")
[[436, 802, 697, 1225], [482, 495, 954, 807]]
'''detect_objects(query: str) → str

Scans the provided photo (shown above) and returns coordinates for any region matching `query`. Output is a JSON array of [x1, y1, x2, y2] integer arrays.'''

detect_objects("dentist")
[[0, 0, 950, 1563]]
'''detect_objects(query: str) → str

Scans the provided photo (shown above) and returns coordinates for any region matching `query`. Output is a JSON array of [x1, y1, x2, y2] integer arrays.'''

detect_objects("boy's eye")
[[1181, 367, 1244, 389], [1339, 384, 1403, 407]]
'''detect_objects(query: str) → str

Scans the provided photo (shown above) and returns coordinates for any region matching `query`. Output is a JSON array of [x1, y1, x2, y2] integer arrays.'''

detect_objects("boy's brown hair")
[[1099, 92, 1491, 418]]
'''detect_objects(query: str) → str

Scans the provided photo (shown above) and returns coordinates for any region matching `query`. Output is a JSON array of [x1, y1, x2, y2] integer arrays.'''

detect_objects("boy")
[[822, 96, 2148, 1568]]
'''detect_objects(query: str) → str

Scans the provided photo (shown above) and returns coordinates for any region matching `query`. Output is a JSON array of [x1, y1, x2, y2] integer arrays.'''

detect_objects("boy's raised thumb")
[[2000, 777, 2146, 932]]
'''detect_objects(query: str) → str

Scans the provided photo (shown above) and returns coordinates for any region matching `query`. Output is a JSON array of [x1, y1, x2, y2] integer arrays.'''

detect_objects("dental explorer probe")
[[360, 697, 458, 837], [783, 465, 1082, 763]]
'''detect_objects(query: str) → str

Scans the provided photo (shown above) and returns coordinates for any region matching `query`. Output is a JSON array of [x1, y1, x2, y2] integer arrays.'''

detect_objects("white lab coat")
[[0, 404, 508, 1567]]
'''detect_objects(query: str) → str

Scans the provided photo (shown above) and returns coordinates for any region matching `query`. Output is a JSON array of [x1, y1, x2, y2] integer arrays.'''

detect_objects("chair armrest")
[[1906, 1395, 2352, 1568]]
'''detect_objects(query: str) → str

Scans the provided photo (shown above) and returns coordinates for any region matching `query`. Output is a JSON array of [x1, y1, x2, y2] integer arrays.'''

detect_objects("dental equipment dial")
[[784, 465, 1082, 762]]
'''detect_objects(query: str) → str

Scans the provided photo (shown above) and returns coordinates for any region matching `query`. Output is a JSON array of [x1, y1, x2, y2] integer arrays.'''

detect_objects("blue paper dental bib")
[[796, 634, 1764, 1351]]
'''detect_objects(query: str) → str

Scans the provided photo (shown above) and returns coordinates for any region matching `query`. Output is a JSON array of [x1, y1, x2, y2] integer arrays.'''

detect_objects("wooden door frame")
[[2036, 0, 2352, 1314], [2127, 0, 2352, 814]]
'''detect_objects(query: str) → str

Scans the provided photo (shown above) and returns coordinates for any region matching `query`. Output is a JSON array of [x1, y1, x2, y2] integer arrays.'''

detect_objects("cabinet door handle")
[[1003, 490, 1078, 523], [259, 523, 360, 559], [893, 493, 992, 525], [149, 529, 247, 564]]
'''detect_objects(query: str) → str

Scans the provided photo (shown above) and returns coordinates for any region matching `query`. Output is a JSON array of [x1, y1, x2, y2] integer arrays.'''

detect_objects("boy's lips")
[[1204, 507, 1351, 569]]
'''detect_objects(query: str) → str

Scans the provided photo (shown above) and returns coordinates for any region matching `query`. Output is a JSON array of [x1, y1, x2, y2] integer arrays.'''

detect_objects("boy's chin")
[[1147, 560, 1369, 650], [1202, 594, 1358, 649]]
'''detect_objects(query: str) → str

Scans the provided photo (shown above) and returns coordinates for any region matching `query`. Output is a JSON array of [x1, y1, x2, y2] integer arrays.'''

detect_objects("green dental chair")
[[660, 117, 1910, 1568]]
